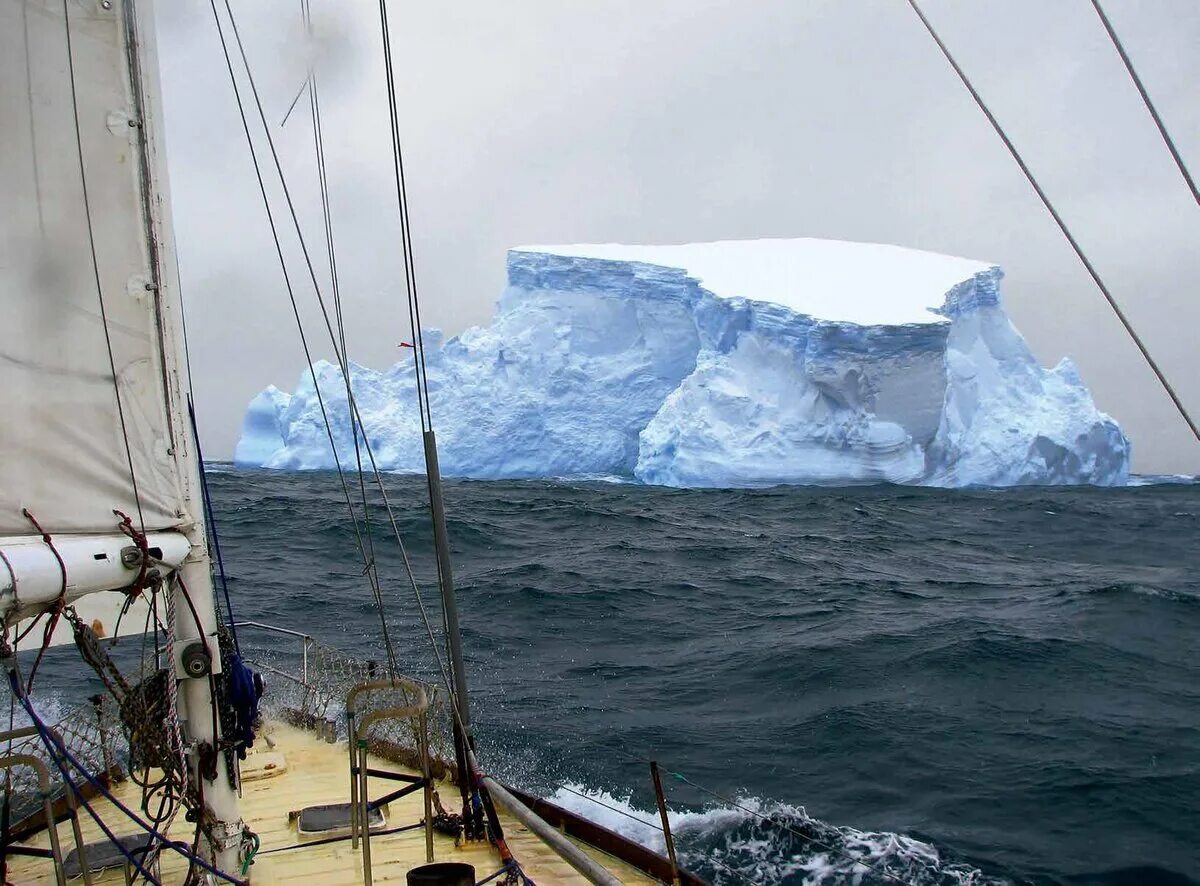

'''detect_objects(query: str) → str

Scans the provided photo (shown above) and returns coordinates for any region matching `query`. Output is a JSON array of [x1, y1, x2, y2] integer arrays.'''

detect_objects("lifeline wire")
[[904, 0, 1200, 444], [545, 783, 762, 883], [549, 783, 780, 884]]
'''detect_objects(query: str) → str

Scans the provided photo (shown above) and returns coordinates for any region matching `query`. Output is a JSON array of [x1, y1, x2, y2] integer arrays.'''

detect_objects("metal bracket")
[[209, 818, 248, 852], [173, 631, 223, 678], [181, 642, 211, 678]]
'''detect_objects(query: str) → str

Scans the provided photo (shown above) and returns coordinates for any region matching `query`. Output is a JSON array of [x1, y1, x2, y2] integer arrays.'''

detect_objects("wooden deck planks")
[[7, 720, 657, 884]]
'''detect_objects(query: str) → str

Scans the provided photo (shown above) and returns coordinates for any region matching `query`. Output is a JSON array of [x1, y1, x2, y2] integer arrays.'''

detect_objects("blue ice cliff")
[[235, 239, 1130, 487]]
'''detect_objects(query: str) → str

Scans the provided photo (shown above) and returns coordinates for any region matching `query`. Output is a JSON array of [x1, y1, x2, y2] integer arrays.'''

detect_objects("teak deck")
[[10, 720, 657, 884]]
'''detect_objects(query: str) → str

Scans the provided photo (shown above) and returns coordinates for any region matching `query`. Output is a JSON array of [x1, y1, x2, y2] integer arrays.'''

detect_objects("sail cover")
[[0, 0, 187, 536]]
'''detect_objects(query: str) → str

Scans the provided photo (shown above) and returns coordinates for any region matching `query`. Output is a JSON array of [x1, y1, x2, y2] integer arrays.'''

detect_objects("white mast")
[[0, 0, 244, 874], [128, 2, 246, 871]]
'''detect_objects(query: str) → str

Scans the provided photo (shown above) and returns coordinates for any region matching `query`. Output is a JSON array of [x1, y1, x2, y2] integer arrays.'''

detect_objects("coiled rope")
[[7, 673, 248, 886]]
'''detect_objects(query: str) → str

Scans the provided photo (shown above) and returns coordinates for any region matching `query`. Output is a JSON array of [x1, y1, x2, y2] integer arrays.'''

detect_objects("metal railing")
[[233, 621, 313, 686], [0, 725, 93, 886], [345, 678, 435, 884]]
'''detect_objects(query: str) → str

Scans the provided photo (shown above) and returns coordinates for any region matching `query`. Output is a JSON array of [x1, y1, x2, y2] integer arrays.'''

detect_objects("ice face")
[[235, 238, 1130, 487], [233, 385, 291, 467]]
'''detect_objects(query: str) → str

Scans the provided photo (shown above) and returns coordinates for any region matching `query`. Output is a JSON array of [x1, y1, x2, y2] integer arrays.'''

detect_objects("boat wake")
[[549, 785, 1004, 885]]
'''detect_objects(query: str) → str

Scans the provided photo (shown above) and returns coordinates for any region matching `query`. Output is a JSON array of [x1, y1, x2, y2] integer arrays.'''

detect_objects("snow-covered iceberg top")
[[512, 239, 994, 325], [236, 238, 1130, 487]]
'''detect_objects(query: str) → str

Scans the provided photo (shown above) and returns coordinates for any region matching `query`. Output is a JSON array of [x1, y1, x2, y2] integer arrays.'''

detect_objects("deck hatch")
[[63, 834, 156, 878], [296, 802, 385, 834]]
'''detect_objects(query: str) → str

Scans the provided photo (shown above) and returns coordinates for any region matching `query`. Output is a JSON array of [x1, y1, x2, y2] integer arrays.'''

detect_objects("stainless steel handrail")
[[232, 621, 312, 641], [0, 725, 93, 886], [345, 681, 434, 882], [233, 621, 313, 685]]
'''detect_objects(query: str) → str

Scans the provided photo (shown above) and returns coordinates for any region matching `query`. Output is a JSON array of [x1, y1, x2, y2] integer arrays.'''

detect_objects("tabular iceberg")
[[235, 239, 1130, 487]]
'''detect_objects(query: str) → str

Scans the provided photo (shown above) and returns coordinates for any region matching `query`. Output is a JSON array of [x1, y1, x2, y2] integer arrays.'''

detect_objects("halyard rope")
[[20, 509, 66, 690], [604, 742, 914, 886], [10, 676, 248, 886]]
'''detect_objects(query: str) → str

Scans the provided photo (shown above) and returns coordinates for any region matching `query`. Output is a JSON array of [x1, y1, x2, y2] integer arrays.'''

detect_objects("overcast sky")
[[156, 0, 1200, 473]]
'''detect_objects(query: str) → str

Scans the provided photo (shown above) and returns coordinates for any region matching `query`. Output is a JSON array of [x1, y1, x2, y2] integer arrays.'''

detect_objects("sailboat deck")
[[10, 720, 657, 884]]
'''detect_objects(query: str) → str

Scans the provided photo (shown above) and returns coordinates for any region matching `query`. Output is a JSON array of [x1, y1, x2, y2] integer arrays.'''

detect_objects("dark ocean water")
[[34, 469, 1200, 884]]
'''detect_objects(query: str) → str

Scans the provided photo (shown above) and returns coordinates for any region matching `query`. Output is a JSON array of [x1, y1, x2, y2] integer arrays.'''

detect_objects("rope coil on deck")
[[9, 678, 250, 886]]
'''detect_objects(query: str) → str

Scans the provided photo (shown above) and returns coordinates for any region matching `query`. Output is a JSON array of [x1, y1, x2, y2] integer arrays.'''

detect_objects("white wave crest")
[[548, 784, 1004, 885]]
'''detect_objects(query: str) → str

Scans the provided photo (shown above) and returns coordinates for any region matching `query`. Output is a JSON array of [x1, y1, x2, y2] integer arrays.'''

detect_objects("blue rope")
[[474, 867, 508, 886], [475, 859, 535, 886], [187, 395, 239, 652], [9, 674, 248, 885], [9, 673, 160, 883]]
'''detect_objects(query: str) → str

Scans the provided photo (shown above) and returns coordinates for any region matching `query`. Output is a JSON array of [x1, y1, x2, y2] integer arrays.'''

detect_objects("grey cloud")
[[157, 0, 1200, 473]]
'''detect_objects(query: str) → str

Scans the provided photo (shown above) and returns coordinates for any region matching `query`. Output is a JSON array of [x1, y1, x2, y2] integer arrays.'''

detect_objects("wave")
[[198, 468, 1200, 881], [548, 784, 1004, 885], [1125, 474, 1200, 487]]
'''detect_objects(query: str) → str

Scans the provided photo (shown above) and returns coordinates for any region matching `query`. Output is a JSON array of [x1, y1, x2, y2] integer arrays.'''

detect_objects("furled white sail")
[[1, 2, 245, 865], [0, 0, 188, 538]]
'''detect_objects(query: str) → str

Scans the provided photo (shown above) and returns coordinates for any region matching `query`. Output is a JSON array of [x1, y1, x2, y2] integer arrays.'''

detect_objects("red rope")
[[113, 508, 151, 598], [22, 509, 67, 689]]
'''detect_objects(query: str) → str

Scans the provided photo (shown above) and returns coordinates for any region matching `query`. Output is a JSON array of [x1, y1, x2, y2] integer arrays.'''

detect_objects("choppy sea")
[[32, 469, 1200, 884]]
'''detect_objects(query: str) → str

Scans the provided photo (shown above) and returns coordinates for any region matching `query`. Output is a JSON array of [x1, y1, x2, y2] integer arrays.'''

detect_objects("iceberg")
[[235, 238, 1130, 487]]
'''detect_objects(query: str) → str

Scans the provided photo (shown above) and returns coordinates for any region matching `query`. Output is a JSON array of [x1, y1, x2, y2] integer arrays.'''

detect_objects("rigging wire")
[[225, 0, 408, 677], [373, 0, 458, 743], [212, 5, 496, 828], [301, 0, 383, 650], [376, 0, 433, 429], [188, 395, 239, 652], [1090, 0, 1199, 208], [371, 8, 486, 837], [61, 0, 147, 530], [279, 72, 310, 129], [210, 0, 469, 739], [215, 3, 474, 756], [903, 0, 1200, 444], [215, 0, 405, 680], [207, 0, 399, 679]]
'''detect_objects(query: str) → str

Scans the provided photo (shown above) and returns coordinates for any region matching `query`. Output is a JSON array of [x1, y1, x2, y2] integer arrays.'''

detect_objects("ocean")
[[30, 469, 1200, 884], [200, 468, 1200, 885]]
